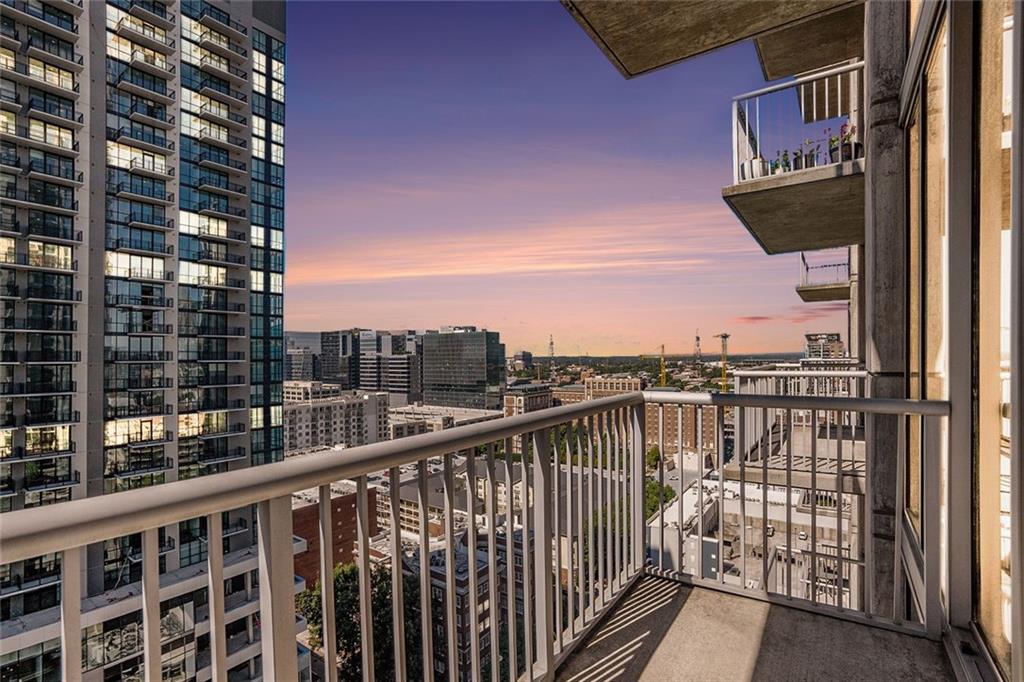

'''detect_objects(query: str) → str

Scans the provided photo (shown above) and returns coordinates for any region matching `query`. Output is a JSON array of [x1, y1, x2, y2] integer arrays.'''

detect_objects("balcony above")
[[723, 62, 865, 255], [796, 252, 851, 302], [562, 0, 855, 79]]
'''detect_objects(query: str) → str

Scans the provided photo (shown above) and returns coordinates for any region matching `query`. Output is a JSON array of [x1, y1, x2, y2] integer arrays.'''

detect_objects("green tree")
[[644, 478, 676, 520], [296, 562, 422, 681], [645, 445, 661, 470]]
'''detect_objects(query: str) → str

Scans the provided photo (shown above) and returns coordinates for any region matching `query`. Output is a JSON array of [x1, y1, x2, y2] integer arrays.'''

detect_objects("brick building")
[[291, 482, 377, 586]]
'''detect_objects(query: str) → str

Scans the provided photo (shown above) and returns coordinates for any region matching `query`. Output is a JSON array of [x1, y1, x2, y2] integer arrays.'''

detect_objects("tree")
[[645, 445, 661, 470], [296, 562, 422, 681], [644, 478, 676, 521]]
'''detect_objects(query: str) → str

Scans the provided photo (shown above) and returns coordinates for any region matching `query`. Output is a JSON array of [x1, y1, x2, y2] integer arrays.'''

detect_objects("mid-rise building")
[[804, 332, 846, 359], [283, 380, 346, 402], [422, 327, 505, 409], [583, 376, 646, 400], [388, 403, 502, 433], [283, 390, 389, 453], [503, 382, 553, 417], [0, 1, 293, 678], [551, 384, 585, 405], [291, 481, 375, 587]]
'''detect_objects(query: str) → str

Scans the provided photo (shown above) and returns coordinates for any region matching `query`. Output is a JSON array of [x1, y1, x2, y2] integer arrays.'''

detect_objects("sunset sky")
[[283, 1, 848, 356]]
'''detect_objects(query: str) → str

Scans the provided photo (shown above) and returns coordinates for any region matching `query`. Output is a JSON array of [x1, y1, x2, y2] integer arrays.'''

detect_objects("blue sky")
[[282, 1, 847, 355]]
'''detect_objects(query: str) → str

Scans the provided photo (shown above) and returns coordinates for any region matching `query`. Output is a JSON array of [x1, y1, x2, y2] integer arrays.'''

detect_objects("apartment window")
[[975, 1, 1014, 675], [905, 17, 947, 543]]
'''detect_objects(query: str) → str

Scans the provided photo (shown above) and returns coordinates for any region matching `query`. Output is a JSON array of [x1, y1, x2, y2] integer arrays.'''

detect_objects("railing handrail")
[[0, 389, 949, 563], [732, 369, 870, 378], [733, 60, 865, 102], [0, 392, 641, 563], [642, 390, 949, 416]]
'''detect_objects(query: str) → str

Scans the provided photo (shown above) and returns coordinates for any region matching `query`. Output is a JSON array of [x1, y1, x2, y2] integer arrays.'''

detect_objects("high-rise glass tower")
[[0, 1, 291, 678]]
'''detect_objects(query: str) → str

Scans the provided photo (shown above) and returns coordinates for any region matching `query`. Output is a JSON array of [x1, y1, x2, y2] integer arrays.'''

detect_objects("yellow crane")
[[640, 344, 668, 387], [714, 333, 730, 391]]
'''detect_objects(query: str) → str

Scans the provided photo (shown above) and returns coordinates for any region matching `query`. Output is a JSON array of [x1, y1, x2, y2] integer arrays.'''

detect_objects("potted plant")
[[792, 149, 804, 171], [803, 138, 819, 169], [829, 123, 862, 163], [739, 156, 769, 180]]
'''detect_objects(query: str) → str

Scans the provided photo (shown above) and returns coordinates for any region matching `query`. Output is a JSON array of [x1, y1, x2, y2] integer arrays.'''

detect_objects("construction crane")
[[714, 333, 730, 392], [640, 344, 668, 387]]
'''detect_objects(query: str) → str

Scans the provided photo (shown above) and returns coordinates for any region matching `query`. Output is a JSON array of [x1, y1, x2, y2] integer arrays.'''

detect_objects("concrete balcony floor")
[[557, 577, 953, 681]]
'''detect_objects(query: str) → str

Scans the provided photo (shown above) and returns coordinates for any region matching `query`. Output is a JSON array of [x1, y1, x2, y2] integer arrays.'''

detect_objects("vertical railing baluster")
[[923, 415, 942, 638], [632, 402, 645, 575], [564, 422, 574, 642], [208, 512, 228, 682], [738, 405, 747, 588], [552, 425, 563, 653], [658, 403, 666, 573], [354, 480, 375, 682], [389, 467, 407, 681], [597, 413, 606, 608], [624, 406, 633, 576], [521, 433, 534, 677], [443, 453, 458, 682], [893, 413, 906, 624], [676, 405, 684, 576], [611, 408, 621, 590], [575, 419, 585, 633], [532, 428, 555, 678], [717, 406, 725, 584], [502, 440, 518, 682], [417, 460, 435, 682], [836, 410, 845, 610], [60, 546, 82, 681], [141, 528, 161, 682], [810, 410, 819, 606], [762, 407, 769, 594], [485, 444, 500, 682], [586, 415, 596, 621], [466, 450, 482, 680], [696, 408, 705, 582], [785, 409, 793, 599]]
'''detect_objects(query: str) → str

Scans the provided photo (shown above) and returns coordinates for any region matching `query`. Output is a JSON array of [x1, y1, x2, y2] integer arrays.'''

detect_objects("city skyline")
[[282, 1, 848, 355]]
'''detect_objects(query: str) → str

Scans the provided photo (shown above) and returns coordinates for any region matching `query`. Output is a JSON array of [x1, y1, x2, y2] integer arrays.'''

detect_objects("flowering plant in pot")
[[829, 123, 861, 163]]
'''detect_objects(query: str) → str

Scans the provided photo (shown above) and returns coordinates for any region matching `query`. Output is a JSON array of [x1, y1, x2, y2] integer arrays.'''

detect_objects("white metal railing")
[[0, 390, 949, 679], [800, 252, 850, 287], [732, 61, 865, 183]]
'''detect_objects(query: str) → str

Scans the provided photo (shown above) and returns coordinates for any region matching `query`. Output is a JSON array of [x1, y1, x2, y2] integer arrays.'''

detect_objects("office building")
[[283, 390, 388, 453], [0, 2, 296, 679], [503, 383, 553, 417], [283, 380, 346, 402], [285, 345, 319, 381], [357, 328, 423, 405], [422, 327, 505, 409], [319, 328, 359, 387], [583, 376, 646, 400]]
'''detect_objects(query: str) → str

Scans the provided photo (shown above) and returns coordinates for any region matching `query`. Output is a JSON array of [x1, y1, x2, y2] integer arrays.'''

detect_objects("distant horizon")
[[283, 328, 824, 359], [283, 1, 848, 355]]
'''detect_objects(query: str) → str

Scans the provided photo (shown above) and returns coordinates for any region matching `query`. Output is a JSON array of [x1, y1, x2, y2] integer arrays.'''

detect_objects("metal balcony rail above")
[[800, 252, 851, 287], [733, 61, 865, 183], [0, 390, 949, 680]]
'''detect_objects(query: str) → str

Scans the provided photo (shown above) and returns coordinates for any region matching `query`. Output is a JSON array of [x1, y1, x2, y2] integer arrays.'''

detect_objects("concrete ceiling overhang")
[[753, 3, 865, 81], [562, 0, 861, 79]]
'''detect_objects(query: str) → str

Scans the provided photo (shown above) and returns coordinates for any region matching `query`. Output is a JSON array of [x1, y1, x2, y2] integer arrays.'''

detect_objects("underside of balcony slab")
[[722, 159, 865, 255], [562, 0, 859, 79], [556, 576, 952, 682], [796, 280, 852, 302]]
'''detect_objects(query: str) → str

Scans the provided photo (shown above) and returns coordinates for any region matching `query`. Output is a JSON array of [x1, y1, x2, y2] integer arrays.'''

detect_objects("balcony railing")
[[800, 252, 850, 287], [733, 61, 864, 183], [0, 390, 949, 679]]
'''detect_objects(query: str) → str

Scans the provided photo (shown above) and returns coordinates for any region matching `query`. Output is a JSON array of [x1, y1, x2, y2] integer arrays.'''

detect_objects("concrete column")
[[863, 0, 907, 618], [848, 245, 866, 362]]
